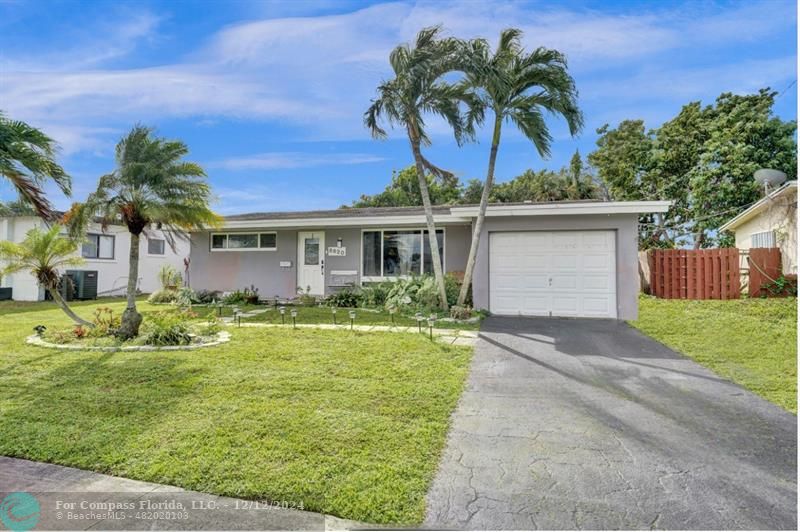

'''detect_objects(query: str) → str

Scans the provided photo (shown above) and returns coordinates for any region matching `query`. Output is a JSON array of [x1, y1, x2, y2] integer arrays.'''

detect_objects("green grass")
[[630, 296, 797, 413], [0, 299, 473, 524], [201, 304, 481, 331]]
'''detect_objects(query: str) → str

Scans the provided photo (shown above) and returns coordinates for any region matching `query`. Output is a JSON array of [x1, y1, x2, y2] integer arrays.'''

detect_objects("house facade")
[[720, 181, 797, 274], [0, 216, 190, 301], [189, 200, 670, 320]]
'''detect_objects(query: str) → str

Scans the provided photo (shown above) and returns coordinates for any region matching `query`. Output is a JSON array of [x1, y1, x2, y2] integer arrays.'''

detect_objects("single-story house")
[[189, 200, 670, 320], [720, 181, 797, 274], [0, 215, 190, 301]]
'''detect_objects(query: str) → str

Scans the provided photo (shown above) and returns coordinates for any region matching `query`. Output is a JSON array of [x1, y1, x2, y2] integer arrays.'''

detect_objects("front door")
[[297, 231, 325, 296]]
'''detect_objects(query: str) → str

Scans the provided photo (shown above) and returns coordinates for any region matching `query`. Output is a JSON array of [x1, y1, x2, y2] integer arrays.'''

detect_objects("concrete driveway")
[[425, 317, 797, 530]]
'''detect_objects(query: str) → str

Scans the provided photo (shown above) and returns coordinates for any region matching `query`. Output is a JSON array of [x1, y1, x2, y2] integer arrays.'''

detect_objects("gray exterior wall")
[[189, 224, 472, 298], [471, 214, 640, 320]]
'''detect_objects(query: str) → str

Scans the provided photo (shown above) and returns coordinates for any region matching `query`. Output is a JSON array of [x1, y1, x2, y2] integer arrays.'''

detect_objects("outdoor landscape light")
[[349, 310, 356, 330], [427, 316, 436, 340], [331, 307, 337, 325], [415, 312, 423, 333], [388, 305, 397, 325], [279, 306, 286, 324], [290, 308, 298, 328]]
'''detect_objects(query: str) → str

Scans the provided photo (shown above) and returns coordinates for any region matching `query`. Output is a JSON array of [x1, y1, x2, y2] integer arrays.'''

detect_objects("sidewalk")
[[0, 457, 367, 530]]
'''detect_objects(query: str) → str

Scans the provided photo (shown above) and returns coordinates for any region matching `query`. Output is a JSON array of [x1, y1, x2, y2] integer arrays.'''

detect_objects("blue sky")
[[1, 0, 796, 214]]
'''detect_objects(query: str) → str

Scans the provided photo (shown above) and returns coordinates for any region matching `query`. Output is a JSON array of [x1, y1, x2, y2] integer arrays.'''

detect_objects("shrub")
[[148, 289, 177, 304], [157, 264, 183, 290], [449, 305, 473, 320], [194, 289, 220, 304], [222, 290, 246, 305], [444, 273, 471, 307], [326, 288, 362, 308], [87, 307, 120, 337], [174, 286, 196, 306], [360, 281, 392, 308], [140, 310, 193, 346], [196, 316, 222, 336]]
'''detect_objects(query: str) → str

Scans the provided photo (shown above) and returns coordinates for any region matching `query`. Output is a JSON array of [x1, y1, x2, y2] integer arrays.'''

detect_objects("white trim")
[[209, 231, 278, 252], [219, 214, 470, 230], [720, 181, 797, 232], [359, 227, 446, 283], [449, 201, 672, 218]]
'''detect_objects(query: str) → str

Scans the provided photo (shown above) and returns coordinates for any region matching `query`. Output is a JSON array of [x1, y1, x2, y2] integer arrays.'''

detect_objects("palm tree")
[[69, 125, 218, 338], [0, 225, 92, 326], [456, 30, 583, 306], [0, 112, 71, 220], [365, 27, 477, 310]]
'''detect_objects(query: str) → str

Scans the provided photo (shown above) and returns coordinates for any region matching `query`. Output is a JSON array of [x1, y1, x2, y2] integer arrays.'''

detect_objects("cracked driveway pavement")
[[425, 317, 797, 530]]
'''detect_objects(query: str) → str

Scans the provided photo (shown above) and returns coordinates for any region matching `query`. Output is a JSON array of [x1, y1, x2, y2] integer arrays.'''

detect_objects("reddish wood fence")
[[648, 247, 787, 299], [650, 248, 741, 299], [747, 248, 795, 297]]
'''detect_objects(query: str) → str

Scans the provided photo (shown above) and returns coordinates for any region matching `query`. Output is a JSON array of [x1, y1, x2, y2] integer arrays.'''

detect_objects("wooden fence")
[[649, 248, 741, 299], [648, 247, 786, 299]]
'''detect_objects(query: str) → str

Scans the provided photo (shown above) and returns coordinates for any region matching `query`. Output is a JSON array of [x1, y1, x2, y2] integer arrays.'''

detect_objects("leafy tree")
[[346, 165, 462, 208], [460, 178, 485, 204], [456, 29, 582, 306], [689, 89, 796, 247], [590, 89, 797, 248], [490, 166, 598, 203], [69, 125, 218, 338], [365, 27, 475, 310], [0, 112, 71, 220], [0, 225, 92, 326]]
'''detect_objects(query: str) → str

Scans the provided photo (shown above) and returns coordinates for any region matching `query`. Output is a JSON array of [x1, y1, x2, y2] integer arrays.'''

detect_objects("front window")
[[148, 238, 165, 255], [362, 229, 444, 280], [211, 232, 277, 251], [82, 233, 114, 259]]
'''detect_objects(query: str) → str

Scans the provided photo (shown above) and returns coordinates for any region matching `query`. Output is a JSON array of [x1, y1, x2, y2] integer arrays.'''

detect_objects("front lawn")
[[0, 299, 473, 524], [630, 296, 797, 413]]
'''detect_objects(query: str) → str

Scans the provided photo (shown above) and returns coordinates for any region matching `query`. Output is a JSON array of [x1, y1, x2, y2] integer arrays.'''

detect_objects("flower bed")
[[26, 330, 230, 351]]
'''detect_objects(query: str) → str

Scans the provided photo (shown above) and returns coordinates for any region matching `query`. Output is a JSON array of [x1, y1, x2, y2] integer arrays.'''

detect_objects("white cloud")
[[208, 152, 385, 170], [0, 0, 795, 156]]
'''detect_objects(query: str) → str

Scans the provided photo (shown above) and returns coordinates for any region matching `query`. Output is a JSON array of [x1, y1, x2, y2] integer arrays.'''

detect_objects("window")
[[82, 233, 114, 259], [751, 231, 776, 248], [362, 229, 444, 280], [148, 238, 165, 255], [211, 232, 277, 251]]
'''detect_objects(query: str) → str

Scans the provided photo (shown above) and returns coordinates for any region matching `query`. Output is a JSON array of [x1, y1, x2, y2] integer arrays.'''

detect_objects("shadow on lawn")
[[0, 351, 206, 473]]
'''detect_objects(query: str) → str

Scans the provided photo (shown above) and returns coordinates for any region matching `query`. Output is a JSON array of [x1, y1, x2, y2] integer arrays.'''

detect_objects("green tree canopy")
[[589, 88, 796, 248], [346, 165, 463, 208]]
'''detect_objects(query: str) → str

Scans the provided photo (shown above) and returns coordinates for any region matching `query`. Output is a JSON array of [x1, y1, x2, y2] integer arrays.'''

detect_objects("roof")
[[217, 200, 671, 229], [719, 181, 797, 232]]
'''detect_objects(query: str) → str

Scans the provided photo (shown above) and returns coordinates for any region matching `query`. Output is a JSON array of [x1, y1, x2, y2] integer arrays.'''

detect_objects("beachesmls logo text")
[[0, 492, 40, 531]]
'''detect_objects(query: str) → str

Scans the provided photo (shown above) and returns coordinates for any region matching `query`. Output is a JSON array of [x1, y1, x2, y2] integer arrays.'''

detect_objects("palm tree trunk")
[[118, 231, 142, 338], [409, 135, 448, 311], [49, 284, 94, 327], [458, 115, 503, 307]]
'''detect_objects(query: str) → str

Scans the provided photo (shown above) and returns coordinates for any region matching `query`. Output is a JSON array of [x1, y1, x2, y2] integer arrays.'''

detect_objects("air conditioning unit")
[[61, 270, 99, 300]]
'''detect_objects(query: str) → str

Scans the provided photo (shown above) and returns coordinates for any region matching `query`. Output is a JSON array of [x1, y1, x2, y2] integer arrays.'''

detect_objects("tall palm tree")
[[0, 225, 92, 326], [69, 125, 219, 338], [365, 27, 477, 310], [0, 112, 71, 220], [456, 30, 583, 306]]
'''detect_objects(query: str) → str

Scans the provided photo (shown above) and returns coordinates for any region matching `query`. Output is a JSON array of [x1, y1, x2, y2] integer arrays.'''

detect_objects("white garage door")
[[489, 231, 617, 318]]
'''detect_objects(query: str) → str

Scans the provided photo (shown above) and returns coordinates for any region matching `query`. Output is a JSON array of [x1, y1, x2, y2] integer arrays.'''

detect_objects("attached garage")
[[450, 201, 671, 321], [489, 230, 617, 318]]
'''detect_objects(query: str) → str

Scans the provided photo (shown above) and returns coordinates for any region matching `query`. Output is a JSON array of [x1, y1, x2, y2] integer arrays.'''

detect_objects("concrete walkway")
[[224, 321, 478, 346], [0, 457, 365, 530], [425, 316, 797, 530]]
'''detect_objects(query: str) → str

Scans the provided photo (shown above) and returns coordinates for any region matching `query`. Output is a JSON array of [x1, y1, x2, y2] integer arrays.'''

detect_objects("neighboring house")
[[189, 200, 670, 319], [720, 181, 797, 274], [0, 215, 190, 301]]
